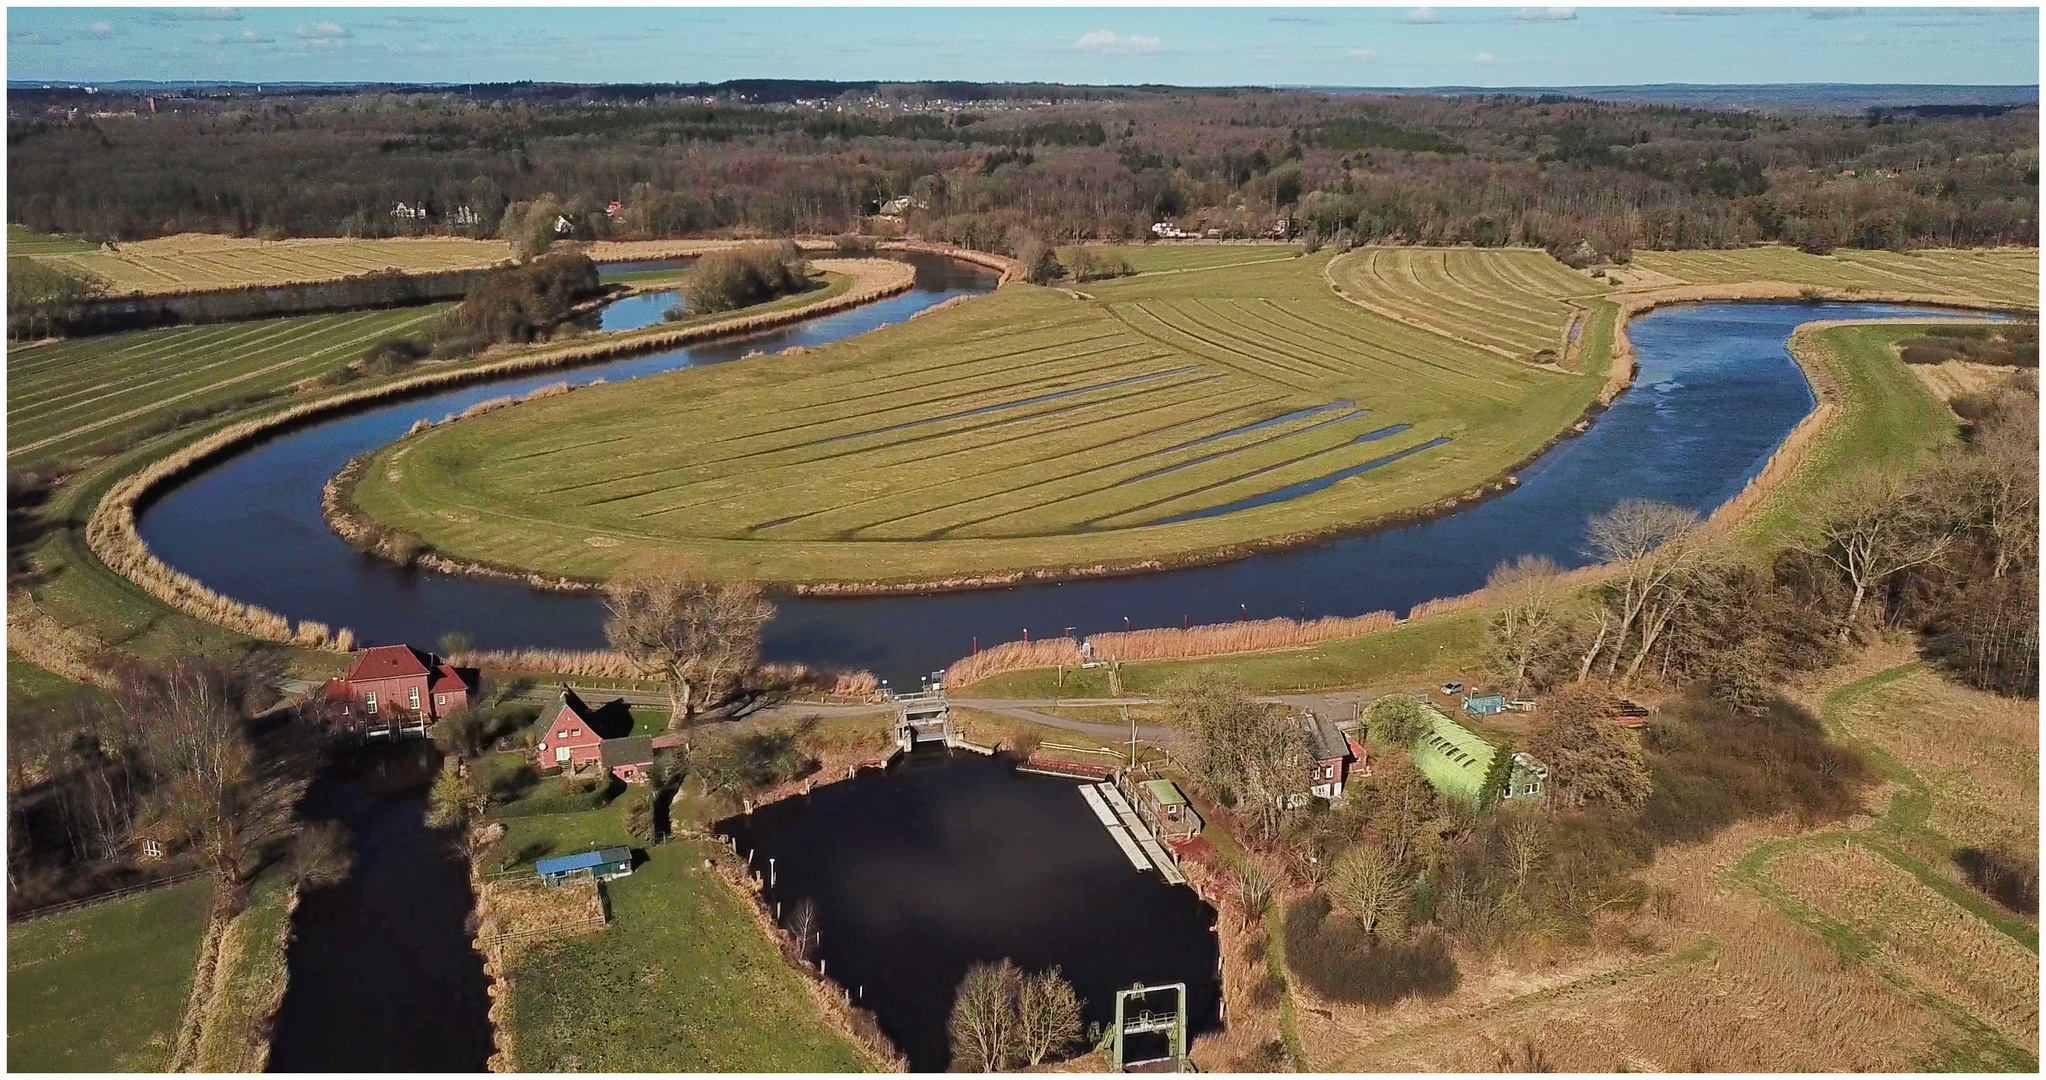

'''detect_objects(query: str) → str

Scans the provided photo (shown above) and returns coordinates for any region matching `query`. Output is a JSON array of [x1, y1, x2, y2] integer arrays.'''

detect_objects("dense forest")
[[9, 83, 2037, 262]]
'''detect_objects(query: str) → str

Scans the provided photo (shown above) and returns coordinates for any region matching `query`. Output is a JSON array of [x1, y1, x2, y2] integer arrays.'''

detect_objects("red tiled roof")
[[430, 663, 472, 695], [345, 644, 433, 682]]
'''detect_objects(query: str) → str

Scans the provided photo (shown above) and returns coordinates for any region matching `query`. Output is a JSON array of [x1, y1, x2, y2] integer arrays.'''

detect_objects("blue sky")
[[6, 6, 2038, 88]]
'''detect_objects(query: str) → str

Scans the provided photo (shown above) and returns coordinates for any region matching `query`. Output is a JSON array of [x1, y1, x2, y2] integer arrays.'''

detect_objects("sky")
[[5, 5, 2039, 89]]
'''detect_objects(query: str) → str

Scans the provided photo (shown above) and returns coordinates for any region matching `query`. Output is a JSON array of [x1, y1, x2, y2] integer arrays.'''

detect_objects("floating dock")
[[1081, 785, 1152, 870], [1084, 783, 1187, 885]]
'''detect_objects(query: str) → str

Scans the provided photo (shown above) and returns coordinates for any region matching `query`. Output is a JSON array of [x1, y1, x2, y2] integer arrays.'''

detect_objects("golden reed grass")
[[85, 258, 918, 650]]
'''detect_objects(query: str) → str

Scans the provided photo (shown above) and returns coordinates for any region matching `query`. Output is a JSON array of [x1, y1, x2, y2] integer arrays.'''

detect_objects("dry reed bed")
[[448, 648, 881, 701], [6, 592, 117, 689], [85, 258, 920, 651], [1181, 856, 1286, 1072], [1767, 842, 2038, 1047], [168, 885, 301, 1073]]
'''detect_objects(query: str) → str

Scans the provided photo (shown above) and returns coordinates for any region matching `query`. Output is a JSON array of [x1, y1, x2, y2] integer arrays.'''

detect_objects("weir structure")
[[1110, 982, 1189, 1072], [893, 688, 952, 751]]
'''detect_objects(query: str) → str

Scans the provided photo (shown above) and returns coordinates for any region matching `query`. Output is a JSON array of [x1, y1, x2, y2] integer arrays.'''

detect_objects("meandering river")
[[135, 257, 1978, 683]]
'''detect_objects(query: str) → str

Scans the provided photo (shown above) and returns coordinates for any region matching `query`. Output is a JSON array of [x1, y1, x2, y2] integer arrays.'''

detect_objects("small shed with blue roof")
[[534, 847, 635, 885]]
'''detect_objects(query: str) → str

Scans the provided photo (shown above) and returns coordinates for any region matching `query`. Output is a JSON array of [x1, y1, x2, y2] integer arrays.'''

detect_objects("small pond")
[[595, 289, 682, 332], [718, 751, 1220, 1071]]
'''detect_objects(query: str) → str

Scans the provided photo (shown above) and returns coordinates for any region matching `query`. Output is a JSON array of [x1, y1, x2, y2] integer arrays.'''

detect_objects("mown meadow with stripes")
[[7, 305, 451, 466], [345, 248, 1611, 585]]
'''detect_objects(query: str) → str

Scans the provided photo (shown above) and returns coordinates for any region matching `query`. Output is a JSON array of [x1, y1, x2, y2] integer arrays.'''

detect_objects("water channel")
[[267, 742, 494, 1072], [719, 750, 1221, 1071], [136, 259, 1982, 683]]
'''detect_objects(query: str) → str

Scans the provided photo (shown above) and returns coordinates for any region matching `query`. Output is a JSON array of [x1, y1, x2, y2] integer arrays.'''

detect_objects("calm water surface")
[[719, 751, 1220, 1070], [267, 743, 492, 1072], [138, 292, 1975, 684]]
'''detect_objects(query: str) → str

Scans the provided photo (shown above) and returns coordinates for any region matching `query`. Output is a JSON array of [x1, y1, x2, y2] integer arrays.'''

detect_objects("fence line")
[[8, 868, 211, 925], [476, 914, 607, 948]]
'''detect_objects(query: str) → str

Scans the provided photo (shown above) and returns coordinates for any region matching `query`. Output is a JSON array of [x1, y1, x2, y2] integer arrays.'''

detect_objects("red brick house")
[[537, 689, 670, 783], [324, 645, 476, 730], [538, 689, 608, 771]]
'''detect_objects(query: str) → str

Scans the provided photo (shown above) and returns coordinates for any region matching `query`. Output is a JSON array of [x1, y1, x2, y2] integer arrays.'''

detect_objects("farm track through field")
[[1719, 661, 2039, 1070]]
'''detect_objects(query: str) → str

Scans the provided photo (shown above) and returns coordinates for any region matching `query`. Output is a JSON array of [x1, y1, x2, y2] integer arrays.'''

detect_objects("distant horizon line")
[[8, 79, 2039, 92]]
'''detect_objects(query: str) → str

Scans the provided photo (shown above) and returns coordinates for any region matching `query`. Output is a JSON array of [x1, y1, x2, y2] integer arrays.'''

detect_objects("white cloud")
[[1657, 6, 1749, 17], [1474, 51, 1497, 63], [1807, 7, 1866, 19], [298, 36, 347, 52], [85, 20, 120, 39], [1406, 8, 1441, 24], [295, 22, 352, 40], [1514, 8, 1577, 22], [1348, 48, 1376, 60], [1074, 30, 1162, 55]]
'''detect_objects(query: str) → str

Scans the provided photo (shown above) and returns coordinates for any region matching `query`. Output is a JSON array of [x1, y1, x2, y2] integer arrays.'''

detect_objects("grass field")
[[1829, 662, 2038, 855], [1328, 247, 1609, 360], [1733, 323, 1962, 545], [349, 251, 1604, 585], [8, 225, 98, 256], [20, 233, 513, 296], [964, 611, 1485, 698], [1768, 841, 2038, 1048], [7, 305, 451, 466], [1097, 242, 1305, 275], [1634, 247, 2040, 308], [498, 834, 870, 1071], [6, 877, 215, 1072]]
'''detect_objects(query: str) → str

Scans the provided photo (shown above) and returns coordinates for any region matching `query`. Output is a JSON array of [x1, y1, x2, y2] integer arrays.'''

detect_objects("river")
[[135, 265, 1979, 683]]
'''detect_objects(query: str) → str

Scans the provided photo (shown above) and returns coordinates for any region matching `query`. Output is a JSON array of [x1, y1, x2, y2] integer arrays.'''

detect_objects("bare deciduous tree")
[[1018, 966, 1085, 1066], [1329, 844, 1408, 937], [1485, 554, 1569, 696], [1525, 688, 1651, 811], [948, 959, 1024, 1072], [1796, 471, 1957, 641], [287, 820, 355, 891], [105, 657, 294, 883], [604, 563, 776, 726], [1580, 500, 1703, 682]]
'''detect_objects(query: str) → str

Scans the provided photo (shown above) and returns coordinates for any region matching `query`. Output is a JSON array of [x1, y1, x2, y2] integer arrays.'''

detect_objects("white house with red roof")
[[323, 644, 476, 732]]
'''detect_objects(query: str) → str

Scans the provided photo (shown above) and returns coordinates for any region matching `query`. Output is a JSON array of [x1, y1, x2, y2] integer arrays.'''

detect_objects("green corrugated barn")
[[1411, 704, 1499, 803], [1408, 704, 1548, 805]]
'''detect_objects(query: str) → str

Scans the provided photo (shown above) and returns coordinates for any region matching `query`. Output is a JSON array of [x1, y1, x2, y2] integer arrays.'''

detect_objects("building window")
[[436, 694, 445, 706], [409, 687, 421, 711], [365, 691, 378, 715]]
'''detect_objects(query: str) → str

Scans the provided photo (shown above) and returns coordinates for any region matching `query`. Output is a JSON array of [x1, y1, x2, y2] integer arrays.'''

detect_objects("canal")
[[718, 750, 1220, 1071], [267, 742, 493, 1072]]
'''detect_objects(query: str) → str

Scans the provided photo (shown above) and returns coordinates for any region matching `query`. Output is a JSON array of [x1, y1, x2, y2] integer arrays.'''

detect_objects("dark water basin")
[[718, 751, 1220, 1071]]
